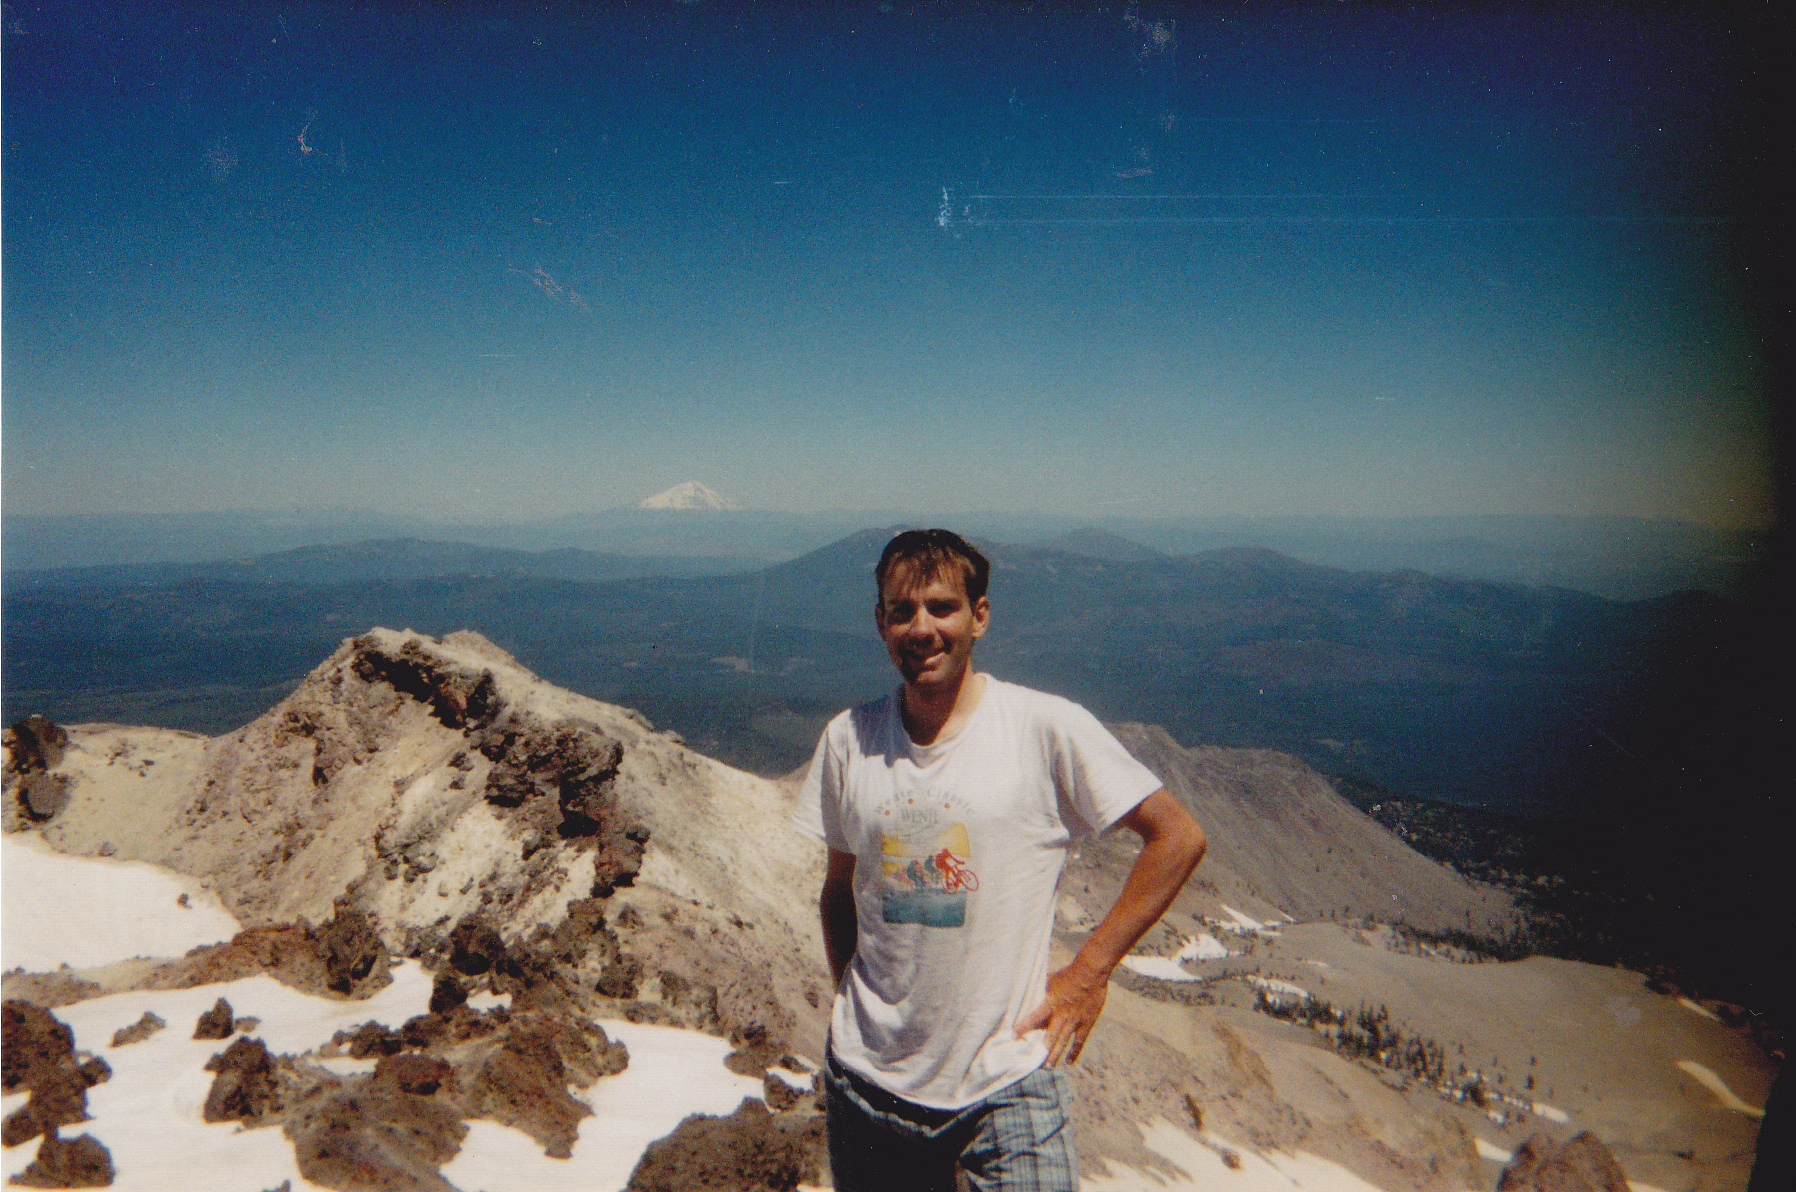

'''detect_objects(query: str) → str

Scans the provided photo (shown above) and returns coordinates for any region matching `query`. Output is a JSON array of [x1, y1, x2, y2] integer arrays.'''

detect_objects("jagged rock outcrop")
[[1498, 1131, 1631, 1192], [7, 1132, 115, 1188], [108, 1012, 165, 1049], [3, 715, 72, 826], [624, 1098, 825, 1192], [187, 999, 633, 1187], [19, 629, 830, 1058], [283, 1082, 466, 1192], [192, 998, 236, 1040], [2, 1001, 106, 1151], [202, 1037, 281, 1124]]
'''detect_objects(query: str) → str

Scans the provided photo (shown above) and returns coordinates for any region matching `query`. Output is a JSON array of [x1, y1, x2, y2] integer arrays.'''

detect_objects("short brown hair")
[[875, 528, 991, 602]]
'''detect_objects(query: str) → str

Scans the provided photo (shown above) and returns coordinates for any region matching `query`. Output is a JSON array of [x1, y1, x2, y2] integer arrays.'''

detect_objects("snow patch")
[[1218, 904, 1272, 932], [1121, 956, 1200, 982], [1119, 933, 1231, 982], [1180, 933, 1229, 961], [1475, 1138, 1512, 1162], [443, 1021, 765, 1191], [1678, 997, 1722, 1022], [0, 966, 434, 1190], [2, 834, 242, 970], [1246, 976, 1310, 1000], [1676, 1060, 1764, 1117]]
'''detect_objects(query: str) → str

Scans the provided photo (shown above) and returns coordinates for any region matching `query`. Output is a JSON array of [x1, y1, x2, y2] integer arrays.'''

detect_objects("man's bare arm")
[[820, 847, 859, 991], [1016, 789, 1206, 1066]]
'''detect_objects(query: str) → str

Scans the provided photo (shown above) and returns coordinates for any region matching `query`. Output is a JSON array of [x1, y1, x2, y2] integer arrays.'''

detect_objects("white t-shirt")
[[791, 676, 1163, 1109]]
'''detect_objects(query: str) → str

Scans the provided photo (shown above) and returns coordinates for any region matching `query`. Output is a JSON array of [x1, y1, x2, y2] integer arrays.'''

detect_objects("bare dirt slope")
[[1069, 725, 1515, 938]]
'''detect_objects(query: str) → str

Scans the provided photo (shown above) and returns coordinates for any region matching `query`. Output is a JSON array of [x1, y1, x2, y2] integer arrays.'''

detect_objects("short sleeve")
[[790, 719, 848, 850], [1044, 699, 1164, 837]]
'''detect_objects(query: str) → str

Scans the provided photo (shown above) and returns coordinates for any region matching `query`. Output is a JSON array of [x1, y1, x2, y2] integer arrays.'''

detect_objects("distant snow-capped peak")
[[639, 481, 742, 511]]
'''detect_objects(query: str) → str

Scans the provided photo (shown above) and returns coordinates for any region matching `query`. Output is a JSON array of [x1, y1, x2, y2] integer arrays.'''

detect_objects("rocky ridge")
[[5, 629, 832, 1189], [3, 629, 1768, 1191]]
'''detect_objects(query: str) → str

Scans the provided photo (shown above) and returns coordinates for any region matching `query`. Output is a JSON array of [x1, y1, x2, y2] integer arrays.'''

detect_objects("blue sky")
[[1, 2, 1775, 528]]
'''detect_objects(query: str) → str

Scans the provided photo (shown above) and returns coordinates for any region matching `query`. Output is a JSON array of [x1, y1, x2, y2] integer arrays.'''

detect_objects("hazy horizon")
[[2, 3, 1778, 532], [4, 497, 1766, 534]]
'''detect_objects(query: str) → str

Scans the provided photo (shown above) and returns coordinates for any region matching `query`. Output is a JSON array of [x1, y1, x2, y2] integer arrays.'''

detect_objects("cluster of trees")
[[1386, 921, 1517, 964], [1252, 993, 1540, 1121]]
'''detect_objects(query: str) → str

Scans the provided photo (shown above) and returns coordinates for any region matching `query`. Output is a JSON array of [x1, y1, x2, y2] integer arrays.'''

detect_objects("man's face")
[[874, 562, 990, 691]]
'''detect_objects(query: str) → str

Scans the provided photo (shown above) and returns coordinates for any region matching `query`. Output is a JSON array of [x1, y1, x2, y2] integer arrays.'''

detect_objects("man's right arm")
[[820, 847, 858, 991]]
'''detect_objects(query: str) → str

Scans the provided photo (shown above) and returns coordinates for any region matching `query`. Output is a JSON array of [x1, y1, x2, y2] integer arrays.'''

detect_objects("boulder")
[[202, 1037, 279, 1124], [9, 1132, 115, 1188], [192, 998, 235, 1040], [108, 1012, 166, 1048], [1499, 1131, 1631, 1192], [2, 1001, 94, 1147], [284, 1084, 466, 1192], [624, 1098, 826, 1192]]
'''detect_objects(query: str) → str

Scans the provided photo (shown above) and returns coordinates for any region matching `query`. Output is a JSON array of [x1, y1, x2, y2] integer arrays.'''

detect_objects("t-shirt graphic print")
[[876, 789, 978, 927]]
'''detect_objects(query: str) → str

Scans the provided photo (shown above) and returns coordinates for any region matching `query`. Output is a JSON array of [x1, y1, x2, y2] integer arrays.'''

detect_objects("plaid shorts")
[[824, 1051, 1079, 1192]]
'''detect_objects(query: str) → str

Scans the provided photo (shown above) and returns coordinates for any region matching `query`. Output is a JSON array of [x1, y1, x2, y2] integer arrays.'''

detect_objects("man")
[[791, 528, 1207, 1192]]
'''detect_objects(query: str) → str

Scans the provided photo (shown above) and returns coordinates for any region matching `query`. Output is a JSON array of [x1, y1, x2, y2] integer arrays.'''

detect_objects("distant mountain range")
[[3, 528, 1769, 829], [2, 538, 752, 596], [2, 508, 1771, 601]]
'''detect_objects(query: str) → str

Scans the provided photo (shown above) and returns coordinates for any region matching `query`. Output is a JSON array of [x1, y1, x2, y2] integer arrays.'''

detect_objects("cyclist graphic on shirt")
[[878, 796, 977, 927]]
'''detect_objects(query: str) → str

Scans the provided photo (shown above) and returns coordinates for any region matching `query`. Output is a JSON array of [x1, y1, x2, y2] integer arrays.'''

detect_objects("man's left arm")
[[1017, 788, 1206, 1066]]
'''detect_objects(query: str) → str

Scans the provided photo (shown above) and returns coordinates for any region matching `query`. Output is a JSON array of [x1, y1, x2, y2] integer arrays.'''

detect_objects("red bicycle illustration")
[[934, 848, 979, 893]]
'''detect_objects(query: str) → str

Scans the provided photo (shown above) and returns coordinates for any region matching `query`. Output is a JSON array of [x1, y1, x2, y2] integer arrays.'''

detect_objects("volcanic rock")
[[202, 1037, 280, 1124], [446, 918, 506, 977], [723, 1021, 785, 1078], [8, 1132, 115, 1188], [1498, 1131, 1631, 1192], [4, 716, 67, 774], [108, 1012, 166, 1048], [371, 1055, 457, 1098], [284, 1084, 466, 1192], [451, 1011, 627, 1159], [339, 1022, 404, 1060], [2, 1001, 96, 1148], [426, 974, 468, 1014], [760, 1068, 806, 1113], [313, 905, 389, 996], [349, 637, 500, 732], [192, 998, 235, 1040], [3, 1001, 75, 1094], [3, 716, 71, 827], [153, 910, 393, 1001], [623, 1098, 825, 1192]]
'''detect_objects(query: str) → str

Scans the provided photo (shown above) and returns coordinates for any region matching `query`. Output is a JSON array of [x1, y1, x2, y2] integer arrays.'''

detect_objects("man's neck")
[[900, 671, 986, 747]]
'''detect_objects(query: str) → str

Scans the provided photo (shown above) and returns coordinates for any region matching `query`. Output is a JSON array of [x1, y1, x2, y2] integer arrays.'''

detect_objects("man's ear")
[[971, 595, 991, 639], [873, 600, 887, 635]]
